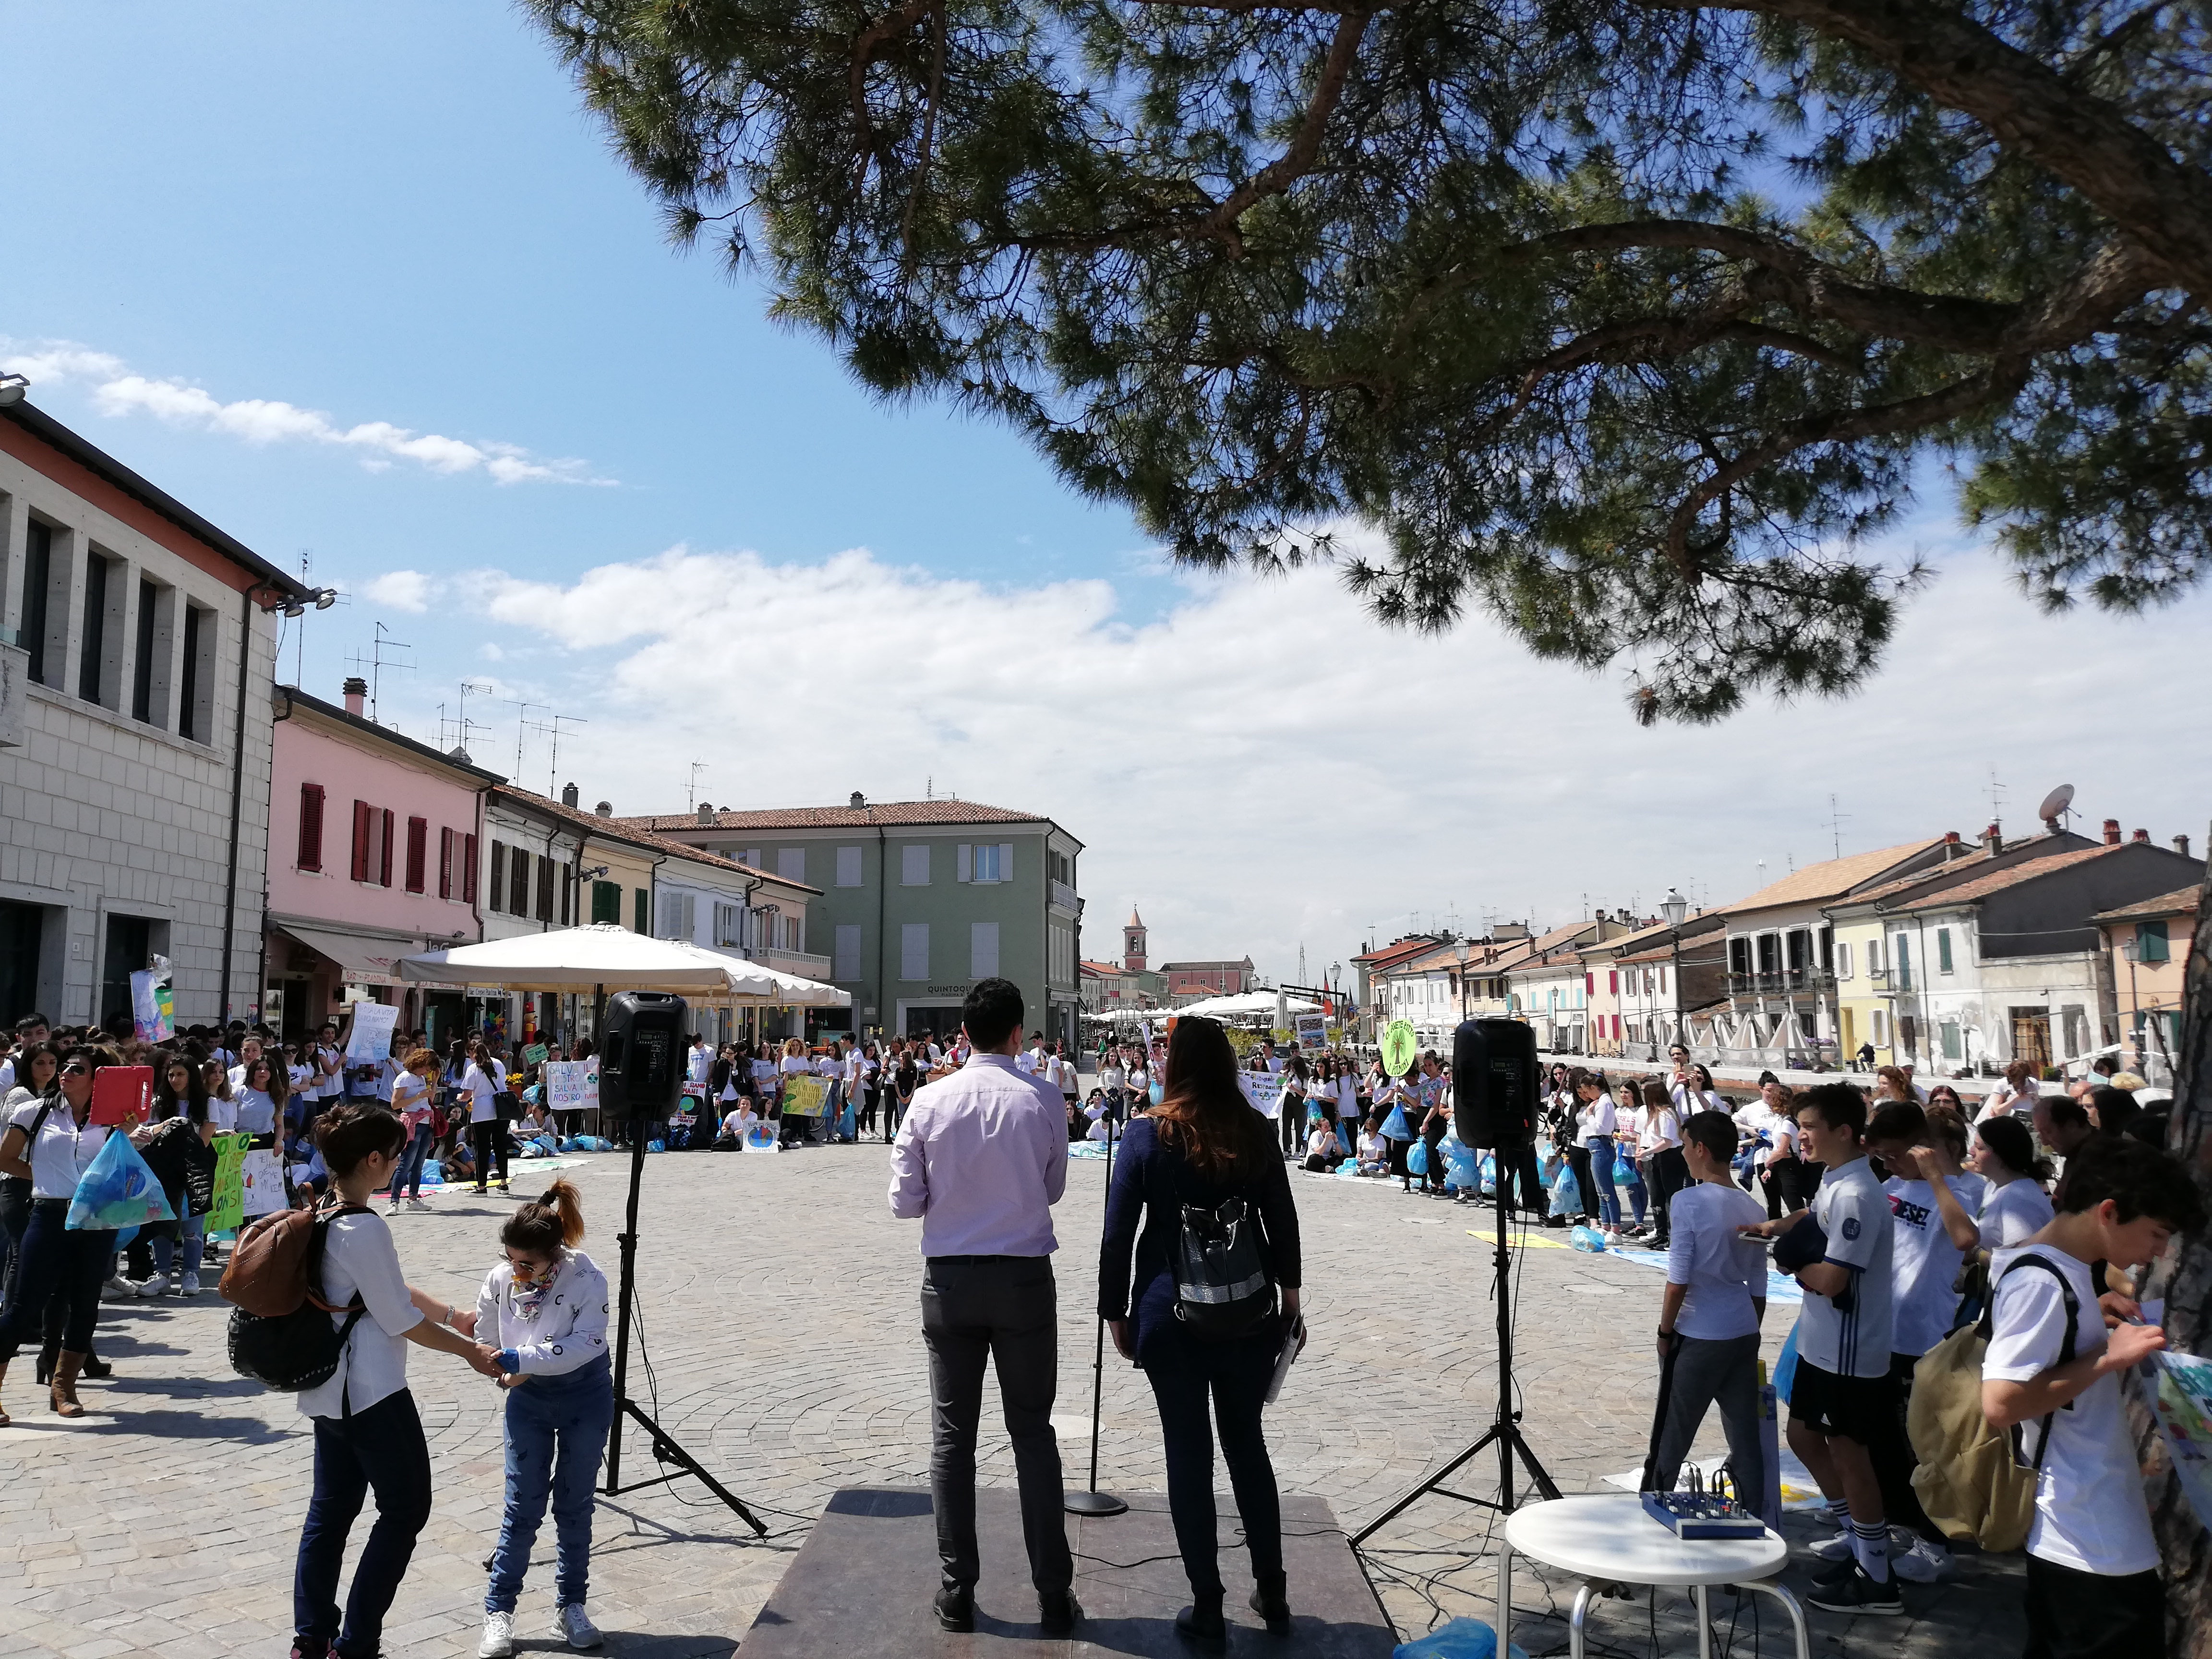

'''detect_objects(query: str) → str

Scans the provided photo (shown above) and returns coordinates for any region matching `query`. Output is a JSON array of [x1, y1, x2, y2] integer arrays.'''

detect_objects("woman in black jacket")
[[1099, 1017, 1303, 1650]]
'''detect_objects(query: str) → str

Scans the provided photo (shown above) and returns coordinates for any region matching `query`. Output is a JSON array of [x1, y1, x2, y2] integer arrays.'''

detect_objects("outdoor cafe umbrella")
[[396, 923, 780, 998]]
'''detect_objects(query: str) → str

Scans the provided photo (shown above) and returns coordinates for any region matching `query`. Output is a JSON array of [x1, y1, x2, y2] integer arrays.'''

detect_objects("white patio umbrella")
[[700, 962, 852, 1010], [396, 923, 779, 997], [1175, 991, 1322, 1021]]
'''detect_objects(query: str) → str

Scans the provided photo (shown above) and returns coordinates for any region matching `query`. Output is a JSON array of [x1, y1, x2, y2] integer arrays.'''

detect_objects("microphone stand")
[[1065, 1102, 1128, 1517]]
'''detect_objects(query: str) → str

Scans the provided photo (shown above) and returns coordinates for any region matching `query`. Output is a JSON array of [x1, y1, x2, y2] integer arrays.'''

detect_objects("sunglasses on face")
[[60, 1063, 91, 1076]]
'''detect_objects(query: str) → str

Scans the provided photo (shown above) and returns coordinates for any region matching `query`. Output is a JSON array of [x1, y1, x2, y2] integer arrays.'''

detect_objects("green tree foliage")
[[524, 0, 2212, 720]]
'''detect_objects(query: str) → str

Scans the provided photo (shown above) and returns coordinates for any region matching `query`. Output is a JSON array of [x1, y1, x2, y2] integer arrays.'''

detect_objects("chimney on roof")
[[850, 791, 866, 809], [561, 782, 579, 809], [697, 803, 713, 824], [595, 800, 613, 818], [1942, 830, 1965, 861], [2104, 818, 2122, 845], [341, 676, 367, 718], [2175, 834, 2192, 858], [1982, 823, 2001, 854], [2132, 827, 2150, 843]]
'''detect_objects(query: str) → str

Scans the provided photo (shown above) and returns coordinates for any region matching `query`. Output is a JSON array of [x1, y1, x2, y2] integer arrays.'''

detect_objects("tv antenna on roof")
[[688, 761, 708, 813], [523, 713, 588, 799], [2037, 783, 2077, 833], [1987, 765, 2008, 830], [1827, 793, 1851, 861], [343, 621, 412, 725]]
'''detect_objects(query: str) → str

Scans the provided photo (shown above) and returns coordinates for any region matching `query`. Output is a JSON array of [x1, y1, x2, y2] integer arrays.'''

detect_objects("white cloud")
[[361, 570, 433, 613], [429, 531, 2212, 984], [0, 338, 611, 486]]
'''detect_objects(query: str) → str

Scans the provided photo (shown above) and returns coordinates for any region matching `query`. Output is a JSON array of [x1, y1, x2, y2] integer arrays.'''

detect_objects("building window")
[[404, 817, 427, 893], [1836, 941, 1852, 981], [633, 888, 649, 934], [509, 847, 530, 917], [741, 849, 762, 868], [439, 827, 456, 899], [1937, 928, 1954, 974], [834, 924, 862, 981], [591, 879, 621, 924], [298, 783, 326, 871], [971, 922, 999, 979], [131, 578, 158, 722], [489, 841, 508, 912], [462, 834, 478, 902], [901, 844, 930, 886], [901, 922, 929, 980], [352, 800, 380, 883], [1868, 938, 1884, 974], [773, 847, 805, 883], [657, 890, 696, 940], [2137, 920, 2171, 963], [378, 808, 394, 886], [19, 520, 51, 685], [836, 846, 863, 888], [1873, 1010, 1888, 1046], [560, 867, 573, 925], [715, 902, 744, 948], [1894, 934, 1911, 988], [178, 603, 210, 741], [960, 842, 1014, 883], [536, 855, 554, 922]]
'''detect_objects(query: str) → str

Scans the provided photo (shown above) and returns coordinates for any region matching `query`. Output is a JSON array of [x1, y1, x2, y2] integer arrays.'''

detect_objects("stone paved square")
[[0, 1143, 2024, 1658]]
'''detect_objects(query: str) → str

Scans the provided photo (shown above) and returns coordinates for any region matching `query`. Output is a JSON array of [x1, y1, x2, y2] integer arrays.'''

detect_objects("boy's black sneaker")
[[1806, 1565, 1902, 1616]]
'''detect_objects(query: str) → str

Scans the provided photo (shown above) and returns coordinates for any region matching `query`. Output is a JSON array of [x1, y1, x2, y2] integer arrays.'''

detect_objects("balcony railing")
[[1049, 879, 1079, 912], [764, 948, 835, 980], [1727, 968, 1835, 997]]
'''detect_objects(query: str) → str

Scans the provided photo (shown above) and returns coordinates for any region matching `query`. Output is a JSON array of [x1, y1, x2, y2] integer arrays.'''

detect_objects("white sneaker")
[[554, 1603, 603, 1649], [102, 1274, 135, 1300], [1809, 1530, 1855, 1562], [477, 1609, 515, 1658], [180, 1273, 202, 1295], [1891, 1537, 1956, 1583], [407, 1197, 430, 1211], [387, 1200, 402, 1215], [134, 1273, 168, 1297]]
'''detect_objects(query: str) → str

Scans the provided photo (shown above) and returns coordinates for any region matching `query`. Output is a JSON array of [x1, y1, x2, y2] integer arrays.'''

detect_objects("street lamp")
[[2121, 937, 2141, 1069], [1661, 889, 1688, 927], [1662, 889, 1688, 1058], [0, 372, 28, 408]]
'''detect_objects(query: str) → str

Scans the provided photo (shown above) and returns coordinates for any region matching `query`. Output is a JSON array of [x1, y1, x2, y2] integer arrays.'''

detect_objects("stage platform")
[[739, 1486, 1399, 1657]]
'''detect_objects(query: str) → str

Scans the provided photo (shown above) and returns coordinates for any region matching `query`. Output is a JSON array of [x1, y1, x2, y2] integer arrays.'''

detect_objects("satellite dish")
[[2037, 783, 2076, 826]]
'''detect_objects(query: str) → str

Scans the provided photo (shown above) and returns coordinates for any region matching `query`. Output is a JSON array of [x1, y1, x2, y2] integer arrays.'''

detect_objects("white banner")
[[543, 1060, 600, 1113], [344, 1001, 401, 1063], [1239, 1070, 1286, 1119]]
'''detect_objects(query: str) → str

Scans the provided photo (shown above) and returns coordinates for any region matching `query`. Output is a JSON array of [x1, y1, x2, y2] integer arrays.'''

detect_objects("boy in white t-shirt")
[[1983, 1137, 2202, 1659], [1647, 1110, 1768, 1500]]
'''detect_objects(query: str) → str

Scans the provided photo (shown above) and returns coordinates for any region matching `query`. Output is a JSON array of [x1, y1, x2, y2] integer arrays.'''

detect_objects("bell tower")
[[1123, 907, 1147, 974]]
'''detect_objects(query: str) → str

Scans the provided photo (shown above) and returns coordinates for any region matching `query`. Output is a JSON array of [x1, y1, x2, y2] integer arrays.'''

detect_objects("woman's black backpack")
[[224, 1202, 367, 1394], [1170, 1195, 1276, 1340]]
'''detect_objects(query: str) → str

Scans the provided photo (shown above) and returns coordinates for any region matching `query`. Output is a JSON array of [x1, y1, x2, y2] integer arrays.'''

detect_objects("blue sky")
[[6, 2, 2207, 980]]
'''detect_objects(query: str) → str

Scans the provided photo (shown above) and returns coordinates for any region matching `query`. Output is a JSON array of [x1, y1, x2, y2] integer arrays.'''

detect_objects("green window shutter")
[[634, 888, 649, 934], [591, 879, 620, 924], [1937, 929, 1953, 973], [2139, 920, 2171, 963]]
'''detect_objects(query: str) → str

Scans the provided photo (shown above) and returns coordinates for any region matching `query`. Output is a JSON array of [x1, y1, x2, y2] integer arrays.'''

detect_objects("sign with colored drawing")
[[1239, 1070, 1286, 1118], [344, 1000, 400, 1063], [1382, 1019, 1418, 1078], [2151, 1351, 2212, 1533], [542, 1060, 600, 1113], [130, 961, 174, 1043], [207, 1133, 252, 1234], [781, 1074, 829, 1118], [240, 1146, 287, 1219], [523, 1043, 550, 1066], [1293, 1012, 1328, 1052]]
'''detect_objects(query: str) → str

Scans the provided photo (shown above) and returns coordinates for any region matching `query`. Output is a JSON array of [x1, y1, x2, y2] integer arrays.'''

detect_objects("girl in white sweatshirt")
[[466, 1179, 613, 1658]]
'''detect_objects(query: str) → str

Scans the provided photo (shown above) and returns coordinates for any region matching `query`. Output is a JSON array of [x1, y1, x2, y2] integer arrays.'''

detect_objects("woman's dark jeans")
[[469, 1120, 508, 1188], [294, 1388, 435, 1659], [0, 1201, 110, 1359], [1143, 1329, 1284, 1599], [0, 1176, 29, 1304]]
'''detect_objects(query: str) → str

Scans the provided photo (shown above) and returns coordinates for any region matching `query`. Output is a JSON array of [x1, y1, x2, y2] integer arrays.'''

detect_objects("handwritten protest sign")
[[543, 1060, 600, 1113], [207, 1133, 252, 1233], [1239, 1070, 1286, 1118], [345, 1001, 400, 1064], [2151, 1351, 2212, 1533], [240, 1147, 286, 1219], [781, 1074, 829, 1118]]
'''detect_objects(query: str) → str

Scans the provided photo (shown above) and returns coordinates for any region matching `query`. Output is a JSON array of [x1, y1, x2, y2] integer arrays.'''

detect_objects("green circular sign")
[[1382, 1019, 1418, 1078]]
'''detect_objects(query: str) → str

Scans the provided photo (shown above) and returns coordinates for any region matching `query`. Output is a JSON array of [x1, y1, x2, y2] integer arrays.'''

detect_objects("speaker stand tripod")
[[601, 1118, 769, 1534], [1352, 1161, 1557, 1544]]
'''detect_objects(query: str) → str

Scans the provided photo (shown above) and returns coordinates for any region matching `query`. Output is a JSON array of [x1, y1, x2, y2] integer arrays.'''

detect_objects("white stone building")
[[0, 401, 307, 1029]]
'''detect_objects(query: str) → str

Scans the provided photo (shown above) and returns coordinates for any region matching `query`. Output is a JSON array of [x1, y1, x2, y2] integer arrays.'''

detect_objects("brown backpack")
[[219, 1200, 367, 1317]]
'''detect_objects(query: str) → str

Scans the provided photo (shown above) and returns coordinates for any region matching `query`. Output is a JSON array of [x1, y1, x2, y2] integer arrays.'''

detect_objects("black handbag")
[[493, 1089, 522, 1123]]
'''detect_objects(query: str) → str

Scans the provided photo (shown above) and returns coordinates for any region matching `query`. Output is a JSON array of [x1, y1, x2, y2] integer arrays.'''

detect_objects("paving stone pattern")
[[0, 1145, 2025, 1659]]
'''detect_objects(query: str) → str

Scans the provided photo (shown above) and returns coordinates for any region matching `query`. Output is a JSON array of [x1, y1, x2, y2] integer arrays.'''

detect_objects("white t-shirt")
[[390, 1070, 434, 1129], [233, 1086, 279, 1136], [1044, 1055, 1066, 1090], [1978, 1179, 2056, 1250], [1768, 1116, 1802, 1158], [1984, 1247, 2158, 1575], [1358, 1130, 1386, 1162], [1576, 1095, 1616, 1141], [463, 1062, 500, 1124], [1666, 1181, 1770, 1340], [206, 1094, 238, 1134], [8, 1094, 109, 1200], [298, 1208, 423, 1420], [1797, 1158, 1894, 1378], [1336, 1077, 1361, 1120], [1883, 1173, 1987, 1357], [1640, 1105, 1681, 1154], [686, 1045, 712, 1085]]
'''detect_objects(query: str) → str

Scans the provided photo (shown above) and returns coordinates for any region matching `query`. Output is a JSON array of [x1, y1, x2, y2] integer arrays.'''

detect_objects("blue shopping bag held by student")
[[1379, 1103, 1411, 1141], [68, 1131, 175, 1230], [1771, 1321, 1801, 1406], [1548, 1162, 1582, 1220], [1407, 1140, 1430, 1177]]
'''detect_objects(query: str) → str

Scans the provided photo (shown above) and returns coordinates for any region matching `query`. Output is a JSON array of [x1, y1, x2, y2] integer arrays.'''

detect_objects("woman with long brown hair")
[[1098, 1017, 1303, 1649]]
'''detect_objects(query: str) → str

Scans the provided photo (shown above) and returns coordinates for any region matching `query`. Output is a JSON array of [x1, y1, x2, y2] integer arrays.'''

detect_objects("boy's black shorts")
[[1787, 1357, 1894, 1445], [2025, 1556, 2164, 1659]]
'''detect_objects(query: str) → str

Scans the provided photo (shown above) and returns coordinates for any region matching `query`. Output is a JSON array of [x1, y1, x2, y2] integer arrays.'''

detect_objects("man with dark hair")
[[2033, 1094, 2094, 1162], [1745, 1082, 1899, 1615], [1984, 1138, 2203, 1659], [887, 977, 1078, 1636]]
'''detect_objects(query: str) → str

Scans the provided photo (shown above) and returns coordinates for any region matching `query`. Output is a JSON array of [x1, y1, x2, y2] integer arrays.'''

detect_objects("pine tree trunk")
[[2134, 822, 2212, 1653]]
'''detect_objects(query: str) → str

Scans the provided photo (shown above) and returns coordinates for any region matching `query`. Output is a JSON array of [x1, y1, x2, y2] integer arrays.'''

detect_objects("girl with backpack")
[[290, 1105, 502, 1659], [461, 1178, 614, 1657], [1099, 1017, 1303, 1651]]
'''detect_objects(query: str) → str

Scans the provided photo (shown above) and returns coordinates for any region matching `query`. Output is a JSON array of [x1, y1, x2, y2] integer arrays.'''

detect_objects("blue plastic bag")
[[1394, 1617, 1530, 1659], [1444, 1138, 1480, 1190], [1569, 1224, 1608, 1253], [67, 1130, 175, 1230], [1380, 1104, 1411, 1141], [646, 1139, 666, 1154], [1548, 1164, 1582, 1219], [1772, 1321, 1801, 1405], [1407, 1140, 1430, 1176]]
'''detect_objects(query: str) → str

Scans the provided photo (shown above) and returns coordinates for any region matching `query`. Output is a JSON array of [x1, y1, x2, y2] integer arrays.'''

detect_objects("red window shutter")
[[438, 828, 455, 899], [1608, 970, 1618, 993], [351, 800, 371, 881], [298, 783, 325, 871], [1584, 972, 1593, 994], [378, 809, 395, 887], [405, 817, 427, 893], [462, 834, 479, 902]]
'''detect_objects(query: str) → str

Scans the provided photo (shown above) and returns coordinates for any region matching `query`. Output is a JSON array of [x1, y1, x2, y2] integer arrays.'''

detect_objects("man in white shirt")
[[1983, 1139, 2200, 1659], [1744, 1082, 1900, 1616], [888, 980, 1078, 1637], [1259, 1039, 1283, 1075], [1647, 1109, 1768, 1501]]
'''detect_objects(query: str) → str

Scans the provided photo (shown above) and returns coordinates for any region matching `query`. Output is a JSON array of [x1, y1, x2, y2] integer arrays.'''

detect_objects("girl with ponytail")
[[464, 1178, 613, 1656]]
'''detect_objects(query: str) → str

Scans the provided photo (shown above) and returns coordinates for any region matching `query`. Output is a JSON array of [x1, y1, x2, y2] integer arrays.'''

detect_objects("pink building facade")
[[263, 682, 501, 1041]]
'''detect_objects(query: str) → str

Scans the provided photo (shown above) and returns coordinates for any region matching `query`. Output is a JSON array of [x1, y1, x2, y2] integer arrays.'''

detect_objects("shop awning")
[[273, 924, 418, 988]]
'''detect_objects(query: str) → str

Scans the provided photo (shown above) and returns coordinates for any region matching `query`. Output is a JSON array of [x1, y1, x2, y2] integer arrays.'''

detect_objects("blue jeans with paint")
[[1585, 1137, 1621, 1228], [485, 1354, 615, 1614], [152, 1210, 205, 1279]]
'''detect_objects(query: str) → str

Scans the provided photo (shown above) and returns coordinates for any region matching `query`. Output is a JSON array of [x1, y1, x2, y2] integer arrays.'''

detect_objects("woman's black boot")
[[1175, 1596, 1227, 1652], [1249, 1569, 1291, 1635], [79, 1345, 112, 1380], [35, 1339, 55, 1386]]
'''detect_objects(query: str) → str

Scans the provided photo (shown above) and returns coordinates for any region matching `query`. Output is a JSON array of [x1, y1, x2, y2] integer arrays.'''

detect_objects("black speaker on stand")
[[1353, 1018, 1557, 1544], [599, 990, 767, 1533]]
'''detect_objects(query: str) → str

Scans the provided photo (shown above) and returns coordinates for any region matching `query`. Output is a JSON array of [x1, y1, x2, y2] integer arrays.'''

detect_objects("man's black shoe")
[[934, 1586, 974, 1633], [1805, 1565, 1903, 1616], [1039, 1590, 1081, 1635], [1174, 1600, 1227, 1652], [1808, 1552, 1858, 1592]]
